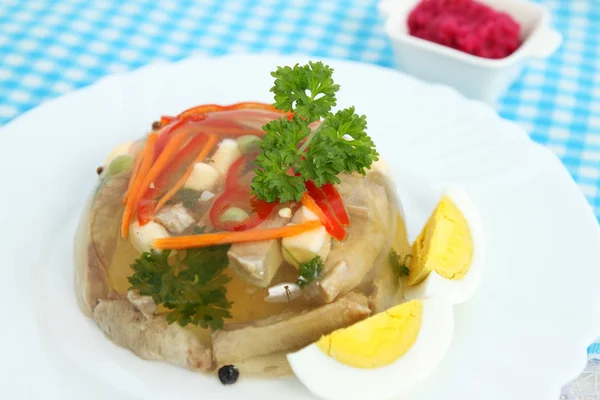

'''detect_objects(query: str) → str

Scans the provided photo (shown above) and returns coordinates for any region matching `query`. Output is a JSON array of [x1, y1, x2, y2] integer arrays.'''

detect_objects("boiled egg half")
[[405, 186, 484, 304], [288, 300, 454, 400]]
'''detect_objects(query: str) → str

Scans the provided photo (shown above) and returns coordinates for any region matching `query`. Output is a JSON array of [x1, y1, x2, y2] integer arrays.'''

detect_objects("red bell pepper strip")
[[137, 199, 157, 225], [178, 102, 293, 123], [301, 190, 346, 241], [224, 102, 281, 112], [224, 102, 293, 120], [210, 156, 276, 231], [177, 104, 226, 119], [155, 114, 206, 155], [224, 156, 248, 189], [321, 183, 350, 225]]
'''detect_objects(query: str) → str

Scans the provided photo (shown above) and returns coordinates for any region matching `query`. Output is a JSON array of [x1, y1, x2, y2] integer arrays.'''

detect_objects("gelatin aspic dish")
[[74, 61, 485, 400]]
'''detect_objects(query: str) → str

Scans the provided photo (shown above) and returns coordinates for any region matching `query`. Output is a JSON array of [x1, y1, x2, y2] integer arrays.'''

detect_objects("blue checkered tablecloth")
[[1, 0, 599, 396]]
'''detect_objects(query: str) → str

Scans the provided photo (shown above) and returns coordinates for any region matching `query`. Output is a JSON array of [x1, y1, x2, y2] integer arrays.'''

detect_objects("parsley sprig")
[[389, 249, 411, 278], [252, 62, 379, 203], [128, 243, 232, 330], [296, 255, 324, 288]]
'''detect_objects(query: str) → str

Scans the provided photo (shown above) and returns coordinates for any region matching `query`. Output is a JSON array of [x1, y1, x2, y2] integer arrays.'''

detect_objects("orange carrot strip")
[[123, 143, 145, 205], [153, 220, 322, 249], [135, 130, 190, 205], [121, 133, 158, 239], [154, 133, 219, 212]]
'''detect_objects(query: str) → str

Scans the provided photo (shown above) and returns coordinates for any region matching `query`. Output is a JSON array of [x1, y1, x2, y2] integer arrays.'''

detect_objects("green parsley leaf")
[[252, 61, 379, 203], [252, 117, 311, 202], [128, 245, 233, 330], [270, 62, 340, 123], [318, 107, 379, 176], [389, 249, 411, 278], [296, 256, 324, 288], [171, 188, 202, 209]]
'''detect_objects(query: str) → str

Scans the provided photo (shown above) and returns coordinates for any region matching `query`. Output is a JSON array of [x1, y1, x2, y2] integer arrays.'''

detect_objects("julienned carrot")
[[301, 192, 346, 241], [123, 141, 145, 205], [121, 133, 158, 239], [154, 133, 219, 212], [136, 130, 190, 204], [155, 115, 206, 155], [153, 220, 322, 249]]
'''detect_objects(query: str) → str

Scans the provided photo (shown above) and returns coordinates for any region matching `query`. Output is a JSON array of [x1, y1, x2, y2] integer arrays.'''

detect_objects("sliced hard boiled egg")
[[405, 186, 484, 304], [212, 138, 242, 175], [288, 300, 453, 400], [184, 162, 220, 192]]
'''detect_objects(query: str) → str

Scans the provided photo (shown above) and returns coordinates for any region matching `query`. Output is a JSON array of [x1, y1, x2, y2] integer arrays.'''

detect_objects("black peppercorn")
[[218, 365, 239, 385], [151, 120, 162, 130]]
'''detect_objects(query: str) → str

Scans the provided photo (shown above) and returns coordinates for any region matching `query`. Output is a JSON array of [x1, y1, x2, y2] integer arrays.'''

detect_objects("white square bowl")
[[380, 0, 563, 104]]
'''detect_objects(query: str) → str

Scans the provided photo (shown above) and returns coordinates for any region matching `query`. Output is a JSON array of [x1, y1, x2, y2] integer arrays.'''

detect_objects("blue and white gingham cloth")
[[1, 0, 599, 391]]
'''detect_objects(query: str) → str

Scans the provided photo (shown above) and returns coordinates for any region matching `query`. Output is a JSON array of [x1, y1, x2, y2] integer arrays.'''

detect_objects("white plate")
[[1, 54, 599, 400]]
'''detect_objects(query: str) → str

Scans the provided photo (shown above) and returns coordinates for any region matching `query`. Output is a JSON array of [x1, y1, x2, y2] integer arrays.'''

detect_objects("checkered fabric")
[[1, 0, 599, 395]]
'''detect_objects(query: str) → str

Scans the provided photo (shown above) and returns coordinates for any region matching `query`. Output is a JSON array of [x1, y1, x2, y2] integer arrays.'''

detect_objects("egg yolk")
[[316, 301, 423, 368], [408, 195, 473, 286]]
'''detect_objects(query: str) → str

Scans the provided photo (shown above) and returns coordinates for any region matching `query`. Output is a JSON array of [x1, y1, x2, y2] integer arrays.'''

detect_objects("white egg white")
[[129, 220, 170, 253], [404, 186, 485, 305], [287, 300, 454, 400]]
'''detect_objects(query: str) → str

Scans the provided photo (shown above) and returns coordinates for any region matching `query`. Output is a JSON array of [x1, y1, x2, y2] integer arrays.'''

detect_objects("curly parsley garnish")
[[389, 249, 411, 278], [296, 255, 324, 288], [252, 61, 379, 203], [172, 188, 202, 209], [128, 244, 232, 330]]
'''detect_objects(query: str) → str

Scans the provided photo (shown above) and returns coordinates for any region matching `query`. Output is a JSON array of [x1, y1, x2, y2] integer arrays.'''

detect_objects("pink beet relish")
[[407, 0, 522, 59]]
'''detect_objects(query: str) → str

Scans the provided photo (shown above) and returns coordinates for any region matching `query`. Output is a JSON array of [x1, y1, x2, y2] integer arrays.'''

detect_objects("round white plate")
[[1, 54, 599, 400]]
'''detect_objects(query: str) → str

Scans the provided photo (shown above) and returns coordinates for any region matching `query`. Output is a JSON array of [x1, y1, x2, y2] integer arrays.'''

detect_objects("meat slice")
[[335, 173, 369, 218], [312, 218, 387, 303], [126, 290, 156, 318], [94, 295, 214, 372], [227, 214, 290, 287], [75, 244, 112, 317], [212, 293, 371, 366], [305, 172, 397, 304], [75, 173, 129, 316], [154, 203, 196, 234]]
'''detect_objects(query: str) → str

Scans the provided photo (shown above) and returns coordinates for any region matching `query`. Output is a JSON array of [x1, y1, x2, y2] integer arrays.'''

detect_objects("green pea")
[[220, 207, 250, 223], [236, 135, 262, 155], [107, 155, 134, 177]]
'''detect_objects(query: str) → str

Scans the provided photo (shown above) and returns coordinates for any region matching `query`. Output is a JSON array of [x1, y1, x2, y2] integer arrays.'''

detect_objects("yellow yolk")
[[316, 301, 423, 369], [408, 195, 473, 286]]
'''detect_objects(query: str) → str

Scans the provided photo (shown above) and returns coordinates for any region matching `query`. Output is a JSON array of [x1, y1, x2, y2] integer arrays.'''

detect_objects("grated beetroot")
[[407, 0, 521, 59]]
